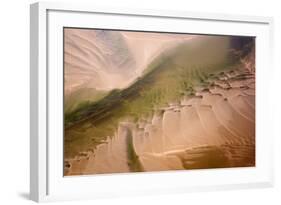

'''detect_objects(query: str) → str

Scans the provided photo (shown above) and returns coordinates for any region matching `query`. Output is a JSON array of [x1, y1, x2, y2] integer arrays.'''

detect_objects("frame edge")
[[30, 2, 48, 202], [30, 2, 39, 202]]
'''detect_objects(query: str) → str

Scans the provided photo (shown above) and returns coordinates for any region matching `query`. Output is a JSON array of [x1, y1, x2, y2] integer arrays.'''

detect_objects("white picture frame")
[[30, 1, 274, 202]]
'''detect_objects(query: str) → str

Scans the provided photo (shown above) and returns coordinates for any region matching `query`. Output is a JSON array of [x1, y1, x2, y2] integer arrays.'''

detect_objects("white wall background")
[[0, 0, 280, 204]]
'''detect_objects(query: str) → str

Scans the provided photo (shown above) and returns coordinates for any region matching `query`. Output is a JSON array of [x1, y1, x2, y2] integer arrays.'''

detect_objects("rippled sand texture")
[[64, 29, 196, 94], [65, 60, 255, 175]]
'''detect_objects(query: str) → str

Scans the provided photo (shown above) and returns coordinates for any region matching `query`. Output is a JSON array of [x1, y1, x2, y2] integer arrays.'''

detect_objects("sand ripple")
[[65, 63, 255, 175]]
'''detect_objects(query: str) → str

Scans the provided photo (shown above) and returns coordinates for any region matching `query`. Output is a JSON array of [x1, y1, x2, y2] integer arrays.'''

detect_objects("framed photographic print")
[[30, 2, 274, 202]]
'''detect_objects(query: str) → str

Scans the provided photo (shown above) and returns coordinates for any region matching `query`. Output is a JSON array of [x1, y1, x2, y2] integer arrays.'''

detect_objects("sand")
[[64, 29, 196, 95], [64, 53, 255, 176]]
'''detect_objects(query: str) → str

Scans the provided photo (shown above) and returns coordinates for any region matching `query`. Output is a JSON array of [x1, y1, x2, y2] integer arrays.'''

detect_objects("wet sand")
[[65, 56, 255, 176], [64, 29, 196, 94]]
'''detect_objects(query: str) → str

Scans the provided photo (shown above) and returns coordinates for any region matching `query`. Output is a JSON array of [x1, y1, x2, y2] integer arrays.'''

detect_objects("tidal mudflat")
[[63, 28, 255, 176]]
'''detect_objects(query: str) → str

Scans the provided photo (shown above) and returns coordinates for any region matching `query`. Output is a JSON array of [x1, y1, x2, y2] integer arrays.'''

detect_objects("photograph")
[[63, 28, 255, 176]]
